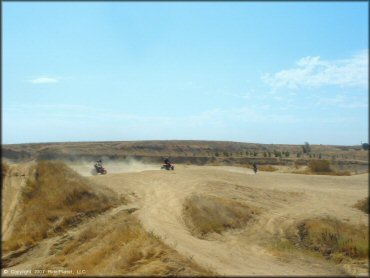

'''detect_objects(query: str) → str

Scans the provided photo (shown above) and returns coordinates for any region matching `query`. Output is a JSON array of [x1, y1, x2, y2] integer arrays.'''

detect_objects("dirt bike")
[[94, 163, 107, 175], [161, 163, 175, 170]]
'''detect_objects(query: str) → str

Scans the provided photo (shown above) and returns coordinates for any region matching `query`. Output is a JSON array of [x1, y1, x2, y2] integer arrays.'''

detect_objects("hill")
[[1, 161, 213, 275], [2, 140, 368, 174]]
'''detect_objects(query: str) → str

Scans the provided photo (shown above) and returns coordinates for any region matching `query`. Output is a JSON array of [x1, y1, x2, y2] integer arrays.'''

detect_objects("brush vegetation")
[[183, 194, 259, 238], [271, 217, 368, 265], [41, 210, 214, 276], [2, 161, 120, 253], [2, 162, 10, 182], [354, 197, 369, 214], [258, 165, 279, 172], [292, 160, 351, 176], [309, 160, 332, 172]]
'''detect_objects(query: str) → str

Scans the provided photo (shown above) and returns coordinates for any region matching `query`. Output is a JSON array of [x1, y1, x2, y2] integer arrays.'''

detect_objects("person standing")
[[253, 163, 257, 174]]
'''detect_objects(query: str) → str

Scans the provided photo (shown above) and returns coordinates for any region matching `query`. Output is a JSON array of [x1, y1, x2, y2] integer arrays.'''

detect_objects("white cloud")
[[315, 93, 368, 109], [262, 50, 368, 90], [28, 76, 60, 84]]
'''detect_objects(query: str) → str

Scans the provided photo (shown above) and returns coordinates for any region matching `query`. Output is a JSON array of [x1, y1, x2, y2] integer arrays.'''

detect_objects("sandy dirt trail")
[[92, 165, 368, 276], [2, 162, 36, 241]]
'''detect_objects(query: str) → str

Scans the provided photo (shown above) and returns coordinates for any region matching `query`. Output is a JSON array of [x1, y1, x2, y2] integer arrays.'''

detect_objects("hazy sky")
[[3, 2, 368, 145]]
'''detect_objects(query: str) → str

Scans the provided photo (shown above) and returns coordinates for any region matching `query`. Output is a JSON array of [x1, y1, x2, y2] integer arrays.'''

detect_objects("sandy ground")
[[2, 163, 368, 276], [2, 162, 36, 241], [90, 164, 368, 276]]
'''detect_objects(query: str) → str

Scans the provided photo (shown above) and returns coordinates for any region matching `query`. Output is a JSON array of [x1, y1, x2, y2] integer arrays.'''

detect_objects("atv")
[[94, 163, 107, 175], [161, 163, 175, 170]]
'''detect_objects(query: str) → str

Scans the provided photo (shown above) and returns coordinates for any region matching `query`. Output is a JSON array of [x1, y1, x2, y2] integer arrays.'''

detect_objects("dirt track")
[[2, 162, 36, 241], [91, 165, 368, 275]]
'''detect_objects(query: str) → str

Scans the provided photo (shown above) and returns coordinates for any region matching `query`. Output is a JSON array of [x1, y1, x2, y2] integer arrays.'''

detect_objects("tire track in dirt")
[[93, 166, 367, 275], [2, 162, 36, 241]]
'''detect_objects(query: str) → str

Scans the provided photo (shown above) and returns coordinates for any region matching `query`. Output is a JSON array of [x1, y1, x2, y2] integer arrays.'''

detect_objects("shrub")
[[259, 165, 278, 172], [295, 217, 368, 260], [183, 195, 259, 238], [308, 160, 332, 173], [354, 197, 369, 214]]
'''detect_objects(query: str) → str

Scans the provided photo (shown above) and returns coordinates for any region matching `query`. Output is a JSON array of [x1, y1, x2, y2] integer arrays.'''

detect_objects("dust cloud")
[[68, 158, 160, 176]]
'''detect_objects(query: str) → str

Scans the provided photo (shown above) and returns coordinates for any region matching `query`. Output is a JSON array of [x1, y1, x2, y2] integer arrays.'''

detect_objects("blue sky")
[[3, 2, 368, 145]]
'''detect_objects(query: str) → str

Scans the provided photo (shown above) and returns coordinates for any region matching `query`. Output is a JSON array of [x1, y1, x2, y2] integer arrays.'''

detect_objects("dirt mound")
[[183, 194, 259, 238], [38, 210, 213, 276], [2, 162, 212, 276], [269, 216, 369, 274], [2, 161, 120, 254], [91, 164, 367, 275], [2, 163, 367, 276]]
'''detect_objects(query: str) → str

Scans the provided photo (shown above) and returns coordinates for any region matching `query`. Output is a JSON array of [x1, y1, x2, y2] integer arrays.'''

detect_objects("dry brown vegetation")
[[258, 165, 279, 172], [183, 194, 259, 238], [3, 141, 368, 175], [41, 210, 213, 276], [292, 160, 351, 176], [2, 162, 9, 183], [3, 161, 120, 253], [354, 197, 369, 214], [2, 161, 213, 275], [244, 163, 278, 172], [271, 217, 368, 266], [309, 160, 333, 172]]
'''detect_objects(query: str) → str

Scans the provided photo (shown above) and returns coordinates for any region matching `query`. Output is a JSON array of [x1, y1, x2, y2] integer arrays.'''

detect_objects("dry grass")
[[2, 161, 120, 253], [296, 217, 368, 261], [183, 194, 259, 238], [258, 165, 278, 172], [271, 217, 369, 265], [292, 160, 351, 176], [354, 197, 369, 214], [309, 160, 333, 172], [2, 162, 9, 183], [42, 210, 214, 276]]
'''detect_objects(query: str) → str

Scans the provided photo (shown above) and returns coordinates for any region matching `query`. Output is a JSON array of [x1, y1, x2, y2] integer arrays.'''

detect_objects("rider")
[[253, 163, 257, 174], [164, 158, 171, 166]]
